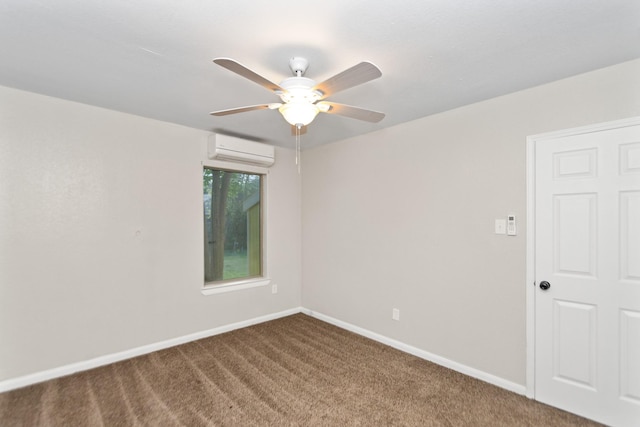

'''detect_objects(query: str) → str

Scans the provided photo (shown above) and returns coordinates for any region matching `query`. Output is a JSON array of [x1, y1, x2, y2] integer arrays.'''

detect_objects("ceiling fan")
[[210, 57, 385, 132]]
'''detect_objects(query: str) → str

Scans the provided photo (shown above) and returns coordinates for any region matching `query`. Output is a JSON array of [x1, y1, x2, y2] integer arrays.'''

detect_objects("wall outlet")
[[271, 284, 278, 294], [392, 308, 400, 321]]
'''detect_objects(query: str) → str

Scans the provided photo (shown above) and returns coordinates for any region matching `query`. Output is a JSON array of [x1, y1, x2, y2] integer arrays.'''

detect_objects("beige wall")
[[0, 86, 302, 381], [301, 59, 640, 385]]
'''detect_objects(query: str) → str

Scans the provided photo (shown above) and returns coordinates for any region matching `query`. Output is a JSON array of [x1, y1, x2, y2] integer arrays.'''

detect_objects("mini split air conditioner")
[[208, 134, 275, 167]]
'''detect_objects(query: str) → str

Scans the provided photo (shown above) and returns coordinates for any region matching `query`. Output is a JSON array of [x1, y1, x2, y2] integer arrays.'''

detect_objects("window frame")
[[201, 160, 270, 295]]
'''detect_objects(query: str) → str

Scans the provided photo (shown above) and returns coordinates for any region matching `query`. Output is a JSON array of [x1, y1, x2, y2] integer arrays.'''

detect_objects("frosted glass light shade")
[[279, 102, 319, 126]]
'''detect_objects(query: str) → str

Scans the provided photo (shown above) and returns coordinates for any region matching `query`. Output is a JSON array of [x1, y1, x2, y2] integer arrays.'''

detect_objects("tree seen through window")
[[203, 168, 262, 283]]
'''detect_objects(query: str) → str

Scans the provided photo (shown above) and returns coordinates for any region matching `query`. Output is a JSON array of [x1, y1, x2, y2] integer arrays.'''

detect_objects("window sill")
[[201, 278, 271, 295]]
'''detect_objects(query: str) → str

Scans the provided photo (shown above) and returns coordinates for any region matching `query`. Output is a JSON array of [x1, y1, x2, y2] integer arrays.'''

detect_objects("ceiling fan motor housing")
[[278, 77, 320, 104]]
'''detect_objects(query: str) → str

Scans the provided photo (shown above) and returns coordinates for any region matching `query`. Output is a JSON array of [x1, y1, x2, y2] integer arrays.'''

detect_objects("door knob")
[[539, 281, 551, 290]]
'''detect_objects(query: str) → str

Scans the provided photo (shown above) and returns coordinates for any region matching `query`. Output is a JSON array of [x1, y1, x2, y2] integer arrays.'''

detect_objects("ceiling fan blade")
[[210, 104, 275, 116], [291, 124, 308, 136], [213, 58, 285, 93], [317, 102, 385, 123], [312, 62, 382, 99]]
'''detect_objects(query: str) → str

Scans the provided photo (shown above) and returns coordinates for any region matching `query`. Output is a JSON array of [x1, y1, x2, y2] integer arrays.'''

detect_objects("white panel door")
[[535, 121, 640, 427]]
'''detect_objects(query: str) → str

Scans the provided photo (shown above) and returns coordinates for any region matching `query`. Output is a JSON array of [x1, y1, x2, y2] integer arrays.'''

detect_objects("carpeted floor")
[[0, 314, 601, 426]]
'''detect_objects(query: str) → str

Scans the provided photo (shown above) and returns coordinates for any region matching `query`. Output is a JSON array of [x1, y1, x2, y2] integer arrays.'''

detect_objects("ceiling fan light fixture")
[[278, 101, 319, 126], [210, 57, 384, 130]]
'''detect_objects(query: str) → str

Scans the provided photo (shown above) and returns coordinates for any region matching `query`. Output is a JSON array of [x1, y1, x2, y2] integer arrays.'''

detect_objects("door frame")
[[525, 115, 640, 399]]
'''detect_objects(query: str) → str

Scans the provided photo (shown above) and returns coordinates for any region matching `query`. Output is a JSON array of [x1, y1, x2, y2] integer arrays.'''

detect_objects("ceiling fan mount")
[[210, 56, 385, 129], [287, 56, 310, 77]]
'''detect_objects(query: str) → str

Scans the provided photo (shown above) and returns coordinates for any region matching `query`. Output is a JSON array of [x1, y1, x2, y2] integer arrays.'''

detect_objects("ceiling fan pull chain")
[[295, 124, 301, 173]]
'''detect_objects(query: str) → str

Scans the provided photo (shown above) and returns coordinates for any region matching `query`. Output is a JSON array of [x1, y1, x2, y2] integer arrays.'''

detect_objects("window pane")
[[203, 168, 261, 283]]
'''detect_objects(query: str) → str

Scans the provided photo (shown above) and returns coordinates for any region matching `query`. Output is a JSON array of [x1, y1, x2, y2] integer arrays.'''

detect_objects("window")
[[203, 167, 263, 285]]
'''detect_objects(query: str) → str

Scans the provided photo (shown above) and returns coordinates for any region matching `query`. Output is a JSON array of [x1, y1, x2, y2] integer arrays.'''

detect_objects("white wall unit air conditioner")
[[208, 134, 275, 167]]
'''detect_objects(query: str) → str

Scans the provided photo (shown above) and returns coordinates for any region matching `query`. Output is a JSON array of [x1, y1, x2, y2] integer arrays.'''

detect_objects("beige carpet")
[[0, 314, 600, 426]]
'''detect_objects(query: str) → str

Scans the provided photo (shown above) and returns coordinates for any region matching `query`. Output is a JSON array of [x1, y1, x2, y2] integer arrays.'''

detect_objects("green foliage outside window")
[[203, 168, 262, 283]]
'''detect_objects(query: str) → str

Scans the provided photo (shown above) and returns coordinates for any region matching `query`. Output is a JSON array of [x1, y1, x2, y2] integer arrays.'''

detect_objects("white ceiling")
[[1, 0, 639, 149]]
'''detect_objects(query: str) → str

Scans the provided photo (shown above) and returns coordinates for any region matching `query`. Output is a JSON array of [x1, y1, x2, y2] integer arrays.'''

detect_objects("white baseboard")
[[1, 306, 526, 397], [301, 308, 527, 396], [0, 307, 303, 393]]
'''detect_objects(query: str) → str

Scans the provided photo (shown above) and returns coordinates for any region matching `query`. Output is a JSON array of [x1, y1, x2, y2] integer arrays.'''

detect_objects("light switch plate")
[[495, 219, 506, 234]]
